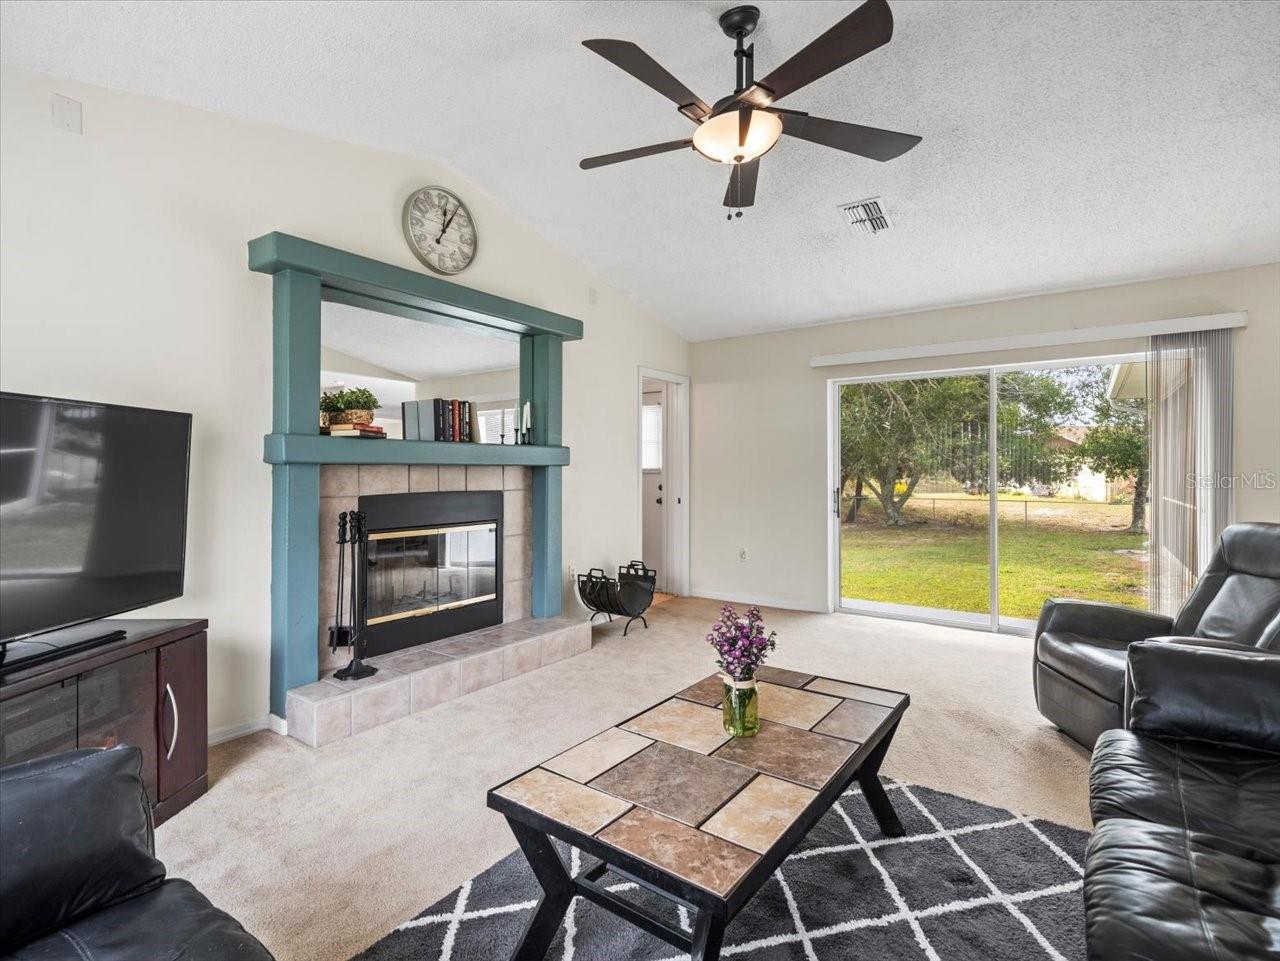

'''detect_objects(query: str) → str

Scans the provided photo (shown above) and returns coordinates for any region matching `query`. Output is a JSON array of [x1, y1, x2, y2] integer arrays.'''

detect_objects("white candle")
[[522, 402, 531, 431]]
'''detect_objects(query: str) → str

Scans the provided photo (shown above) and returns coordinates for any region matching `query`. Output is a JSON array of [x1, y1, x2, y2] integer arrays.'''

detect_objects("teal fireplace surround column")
[[249, 233, 583, 719]]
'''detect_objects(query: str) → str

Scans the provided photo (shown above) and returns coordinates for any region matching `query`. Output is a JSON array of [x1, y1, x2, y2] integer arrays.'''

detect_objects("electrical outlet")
[[52, 94, 82, 135], [738, 547, 749, 562]]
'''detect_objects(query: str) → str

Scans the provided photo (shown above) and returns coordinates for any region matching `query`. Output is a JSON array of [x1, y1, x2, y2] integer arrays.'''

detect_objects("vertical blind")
[[476, 404, 517, 445], [1147, 328, 1234, 615]]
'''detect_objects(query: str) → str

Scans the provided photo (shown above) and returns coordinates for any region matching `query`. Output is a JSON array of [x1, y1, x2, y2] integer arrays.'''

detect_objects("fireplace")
[[356, 490, 503, 658]]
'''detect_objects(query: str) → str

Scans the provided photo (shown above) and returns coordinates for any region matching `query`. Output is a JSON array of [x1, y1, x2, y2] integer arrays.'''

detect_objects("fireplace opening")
[[366, 522, 498, 625], [355, 490, 503, 657]]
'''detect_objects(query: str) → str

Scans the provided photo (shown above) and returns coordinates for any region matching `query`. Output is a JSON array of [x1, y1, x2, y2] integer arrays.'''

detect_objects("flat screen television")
[[0, 393, 192, 650]]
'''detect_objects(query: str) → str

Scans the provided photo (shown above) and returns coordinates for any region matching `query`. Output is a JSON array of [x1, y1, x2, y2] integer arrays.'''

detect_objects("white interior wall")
[[415, 368, 520, 404], [0, 65, 689, 737], [320, 347, 411, 382], [691, 263, 1280, 613]]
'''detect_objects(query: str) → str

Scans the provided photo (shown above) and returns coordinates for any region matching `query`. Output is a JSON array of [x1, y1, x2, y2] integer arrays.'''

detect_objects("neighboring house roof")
[[1049, 425, 1090, 449]]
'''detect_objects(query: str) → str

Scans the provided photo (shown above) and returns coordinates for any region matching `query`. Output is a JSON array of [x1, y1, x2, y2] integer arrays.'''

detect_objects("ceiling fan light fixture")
[[692, 109, 782, 164]]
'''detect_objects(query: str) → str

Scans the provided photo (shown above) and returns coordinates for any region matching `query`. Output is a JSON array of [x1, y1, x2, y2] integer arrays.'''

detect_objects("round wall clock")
[[402, 186, 477, 275]]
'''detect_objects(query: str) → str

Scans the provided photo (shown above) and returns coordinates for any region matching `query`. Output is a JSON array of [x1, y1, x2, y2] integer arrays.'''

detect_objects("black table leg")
[[856, 719, 905, 838], [690, 910, 726, 961], [507, 819, 574, 961]]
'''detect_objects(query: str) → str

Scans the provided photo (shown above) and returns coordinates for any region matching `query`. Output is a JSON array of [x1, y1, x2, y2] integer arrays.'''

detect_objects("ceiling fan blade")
[[777, 110, 920, 162], [579, 138, 693, 170], [748, 0, 894, 106], [738, 106, 752, 149], [724, 159, 760, 208], [583, 39, 711, 121]]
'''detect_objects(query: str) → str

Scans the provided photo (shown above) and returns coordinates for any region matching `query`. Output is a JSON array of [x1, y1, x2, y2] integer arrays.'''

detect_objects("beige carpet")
[[155, 597, 1090, 961]]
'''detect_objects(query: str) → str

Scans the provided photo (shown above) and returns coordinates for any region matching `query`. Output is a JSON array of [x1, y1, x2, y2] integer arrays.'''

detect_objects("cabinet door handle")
[[164, 682, 179, 760]]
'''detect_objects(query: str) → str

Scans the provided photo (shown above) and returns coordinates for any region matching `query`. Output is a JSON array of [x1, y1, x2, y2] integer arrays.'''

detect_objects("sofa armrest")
[[1124, 638, 1280, 754], [1035, 598, 1173, 644], [0, 746, 165, 951]]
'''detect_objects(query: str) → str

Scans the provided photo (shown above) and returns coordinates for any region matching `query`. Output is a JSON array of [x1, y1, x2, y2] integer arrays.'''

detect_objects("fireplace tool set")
[[330, 510, 377, 681]]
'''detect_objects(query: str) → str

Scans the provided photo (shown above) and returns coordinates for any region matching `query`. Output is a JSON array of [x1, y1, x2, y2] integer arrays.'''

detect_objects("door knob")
[[656, 497, 663, 504]]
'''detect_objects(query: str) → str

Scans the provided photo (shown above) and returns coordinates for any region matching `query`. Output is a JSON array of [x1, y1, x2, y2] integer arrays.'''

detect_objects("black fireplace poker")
[[333, 509, 377, 682], [329, 512, 351, 652]]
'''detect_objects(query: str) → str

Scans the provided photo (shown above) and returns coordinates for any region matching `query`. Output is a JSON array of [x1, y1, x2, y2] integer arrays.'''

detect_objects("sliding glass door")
[[838, 373, 991, 625], [836, 358, 1150, 631], [994, 364, 1148, 626]]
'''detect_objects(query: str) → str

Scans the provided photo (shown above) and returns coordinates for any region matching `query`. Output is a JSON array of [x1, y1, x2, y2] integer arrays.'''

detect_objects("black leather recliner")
[[1084, 638, 1280, 961], [0, 745, 274, 960], [1034, 521, 1280, 748]]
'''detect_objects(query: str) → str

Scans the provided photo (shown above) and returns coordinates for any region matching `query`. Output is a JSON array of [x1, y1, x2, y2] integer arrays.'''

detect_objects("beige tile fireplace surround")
[[286, 463, 591, 747]]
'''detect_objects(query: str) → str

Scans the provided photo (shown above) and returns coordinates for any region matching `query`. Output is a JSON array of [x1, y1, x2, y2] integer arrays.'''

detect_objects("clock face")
[[402, 187, 477, 275]]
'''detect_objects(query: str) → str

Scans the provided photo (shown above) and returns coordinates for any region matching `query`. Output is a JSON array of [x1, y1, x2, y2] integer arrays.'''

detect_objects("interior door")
[[157, 632, 207, 801]]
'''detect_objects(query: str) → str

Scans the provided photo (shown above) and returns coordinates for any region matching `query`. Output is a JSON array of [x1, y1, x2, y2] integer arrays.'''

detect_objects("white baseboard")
[[688, 589, 824, 614], [208, 717, 268, 745], [267, 714, 288, 737]]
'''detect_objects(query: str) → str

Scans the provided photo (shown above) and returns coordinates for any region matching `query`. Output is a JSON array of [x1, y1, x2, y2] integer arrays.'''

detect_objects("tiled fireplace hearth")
[[286, 615, 590, 747], [282, 463, 591, 747]]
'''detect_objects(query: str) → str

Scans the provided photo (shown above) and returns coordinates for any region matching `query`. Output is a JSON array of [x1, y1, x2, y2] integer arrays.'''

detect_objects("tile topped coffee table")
[[487, 667, 909, 960]]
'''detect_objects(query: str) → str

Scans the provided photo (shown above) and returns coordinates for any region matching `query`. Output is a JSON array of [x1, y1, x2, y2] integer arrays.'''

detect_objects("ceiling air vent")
[[839, 197, 892, 236]]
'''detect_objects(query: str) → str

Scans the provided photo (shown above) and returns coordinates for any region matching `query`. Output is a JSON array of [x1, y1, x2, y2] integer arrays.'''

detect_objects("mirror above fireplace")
[[321, 300, 519, 444]]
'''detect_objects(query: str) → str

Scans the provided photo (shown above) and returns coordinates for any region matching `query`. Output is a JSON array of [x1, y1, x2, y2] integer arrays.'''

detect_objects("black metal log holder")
[[576, 561, 657, 636], [331, 510, 377, 681]]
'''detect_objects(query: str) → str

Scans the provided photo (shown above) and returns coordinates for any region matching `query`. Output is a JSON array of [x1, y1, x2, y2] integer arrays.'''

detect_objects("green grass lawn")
[[840, 497, 1148, 619]]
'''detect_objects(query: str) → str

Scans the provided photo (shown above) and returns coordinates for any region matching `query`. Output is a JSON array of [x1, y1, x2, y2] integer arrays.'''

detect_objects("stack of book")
[[402, 398, 477, 442], [322, 422, 386, 439]]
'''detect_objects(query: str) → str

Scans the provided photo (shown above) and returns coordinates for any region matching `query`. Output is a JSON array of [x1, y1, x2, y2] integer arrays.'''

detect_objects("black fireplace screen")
[[365, 522, 498, 626]]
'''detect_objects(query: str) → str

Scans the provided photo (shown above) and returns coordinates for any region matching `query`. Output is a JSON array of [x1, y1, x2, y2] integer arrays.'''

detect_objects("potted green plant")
[[320, 387, 380, 426]]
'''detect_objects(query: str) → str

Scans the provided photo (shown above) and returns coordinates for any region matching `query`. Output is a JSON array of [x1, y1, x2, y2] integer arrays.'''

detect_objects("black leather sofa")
[[1034, 521, 1280, 748], [1085, 638, 1280, 961], [0, 745, 273, 961]]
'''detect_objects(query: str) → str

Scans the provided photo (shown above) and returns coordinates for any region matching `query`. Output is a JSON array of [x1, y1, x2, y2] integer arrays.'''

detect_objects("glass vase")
[[722, 675, 759, 737]]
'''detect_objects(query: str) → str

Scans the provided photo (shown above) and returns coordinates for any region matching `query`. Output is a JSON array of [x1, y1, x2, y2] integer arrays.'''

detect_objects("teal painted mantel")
[[250, 233, 583, 718], [262, 434, 570, 467]]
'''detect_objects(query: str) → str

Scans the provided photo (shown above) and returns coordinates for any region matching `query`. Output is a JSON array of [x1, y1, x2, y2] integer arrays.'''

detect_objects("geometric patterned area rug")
[[353, 779, 1088, 961]]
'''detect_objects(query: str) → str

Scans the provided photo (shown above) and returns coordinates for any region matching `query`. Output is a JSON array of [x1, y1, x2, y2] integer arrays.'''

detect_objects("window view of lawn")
[[840, 494, 1148, 619], [838, 364, 1149, 621]]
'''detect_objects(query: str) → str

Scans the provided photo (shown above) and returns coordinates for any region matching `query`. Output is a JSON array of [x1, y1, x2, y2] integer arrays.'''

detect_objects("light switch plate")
[[52, 94, 82, 134]]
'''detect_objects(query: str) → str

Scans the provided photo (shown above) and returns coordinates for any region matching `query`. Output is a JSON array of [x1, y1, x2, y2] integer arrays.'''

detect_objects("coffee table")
[[487, 666, 909, 960]]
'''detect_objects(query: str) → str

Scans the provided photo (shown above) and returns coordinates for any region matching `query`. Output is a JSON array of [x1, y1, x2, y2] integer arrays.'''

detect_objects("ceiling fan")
[[579, 0, 921, 217]]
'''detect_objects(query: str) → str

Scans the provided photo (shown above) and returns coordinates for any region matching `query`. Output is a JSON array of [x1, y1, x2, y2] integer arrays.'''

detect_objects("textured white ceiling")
[[3, 1, 1277, 341], [322, 302, 519, 382]]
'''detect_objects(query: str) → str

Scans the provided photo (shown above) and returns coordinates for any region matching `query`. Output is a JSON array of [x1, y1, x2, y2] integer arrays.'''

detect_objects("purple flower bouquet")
[[707, 605, 777, 737]]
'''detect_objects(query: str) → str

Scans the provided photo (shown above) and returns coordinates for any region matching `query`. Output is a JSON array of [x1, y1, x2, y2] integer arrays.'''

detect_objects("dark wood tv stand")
[[0, 619, 208, 825]]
